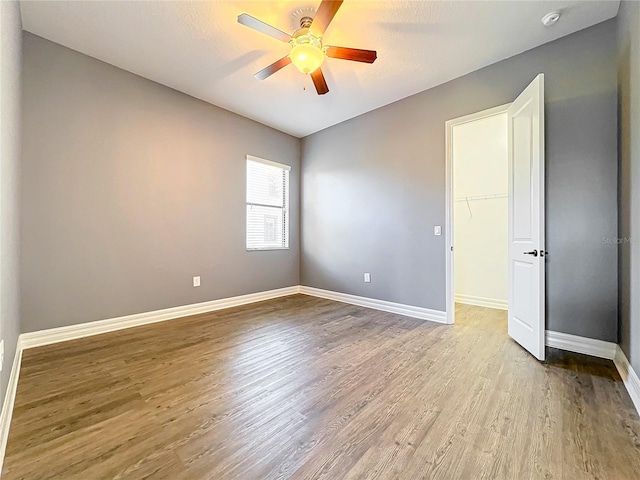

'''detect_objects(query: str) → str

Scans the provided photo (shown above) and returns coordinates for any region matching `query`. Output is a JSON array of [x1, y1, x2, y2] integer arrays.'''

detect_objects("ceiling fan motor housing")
[[290, 27, 325, 74]]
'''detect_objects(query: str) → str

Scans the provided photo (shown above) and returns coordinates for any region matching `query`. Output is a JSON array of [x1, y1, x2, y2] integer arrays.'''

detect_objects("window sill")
[[247, 247, 290, 252]]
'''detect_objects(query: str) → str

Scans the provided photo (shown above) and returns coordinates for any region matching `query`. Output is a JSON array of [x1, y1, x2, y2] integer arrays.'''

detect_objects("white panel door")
[[507, 74, 545, 360]]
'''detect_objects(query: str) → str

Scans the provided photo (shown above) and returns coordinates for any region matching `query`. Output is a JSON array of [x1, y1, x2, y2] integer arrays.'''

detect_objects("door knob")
[[524, 249, 538, 257]]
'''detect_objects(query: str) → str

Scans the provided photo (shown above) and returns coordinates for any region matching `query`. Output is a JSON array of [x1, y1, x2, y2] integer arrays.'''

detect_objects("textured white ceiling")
[[20, 1, 619, 137]]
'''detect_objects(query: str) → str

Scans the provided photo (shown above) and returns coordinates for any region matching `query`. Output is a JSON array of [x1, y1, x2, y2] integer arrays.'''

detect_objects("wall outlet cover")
[[364, 273, 371, 283], [193, 276, 201, 287]]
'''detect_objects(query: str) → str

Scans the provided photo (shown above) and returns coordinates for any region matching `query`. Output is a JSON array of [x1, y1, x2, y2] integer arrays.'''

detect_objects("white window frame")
[[246, 155, 291, 251]]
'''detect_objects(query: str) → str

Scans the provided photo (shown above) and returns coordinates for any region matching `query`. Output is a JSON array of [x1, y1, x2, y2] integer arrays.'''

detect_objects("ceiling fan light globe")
[[290, 43, 324, 74]]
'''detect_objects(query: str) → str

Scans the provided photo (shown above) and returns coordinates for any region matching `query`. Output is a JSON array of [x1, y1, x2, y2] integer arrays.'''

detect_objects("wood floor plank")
[[3, 297, 639, 479]]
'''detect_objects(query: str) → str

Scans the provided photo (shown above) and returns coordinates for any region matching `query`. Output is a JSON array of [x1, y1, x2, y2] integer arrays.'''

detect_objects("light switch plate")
[[434, 225, 442, 236]]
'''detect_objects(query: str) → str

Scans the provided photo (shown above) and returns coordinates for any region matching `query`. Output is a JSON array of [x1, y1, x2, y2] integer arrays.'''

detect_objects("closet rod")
[[454, 193, 508, 202]]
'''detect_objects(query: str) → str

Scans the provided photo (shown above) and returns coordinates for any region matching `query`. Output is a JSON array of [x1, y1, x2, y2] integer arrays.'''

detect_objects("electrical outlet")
[[0, 340, 4, 372], [364, 273, 371, 283], [193, 276, 201, 287]]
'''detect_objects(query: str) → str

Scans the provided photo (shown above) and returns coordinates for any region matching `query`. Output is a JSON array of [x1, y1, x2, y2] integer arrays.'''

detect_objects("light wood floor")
[[3, 295, 640, 479]]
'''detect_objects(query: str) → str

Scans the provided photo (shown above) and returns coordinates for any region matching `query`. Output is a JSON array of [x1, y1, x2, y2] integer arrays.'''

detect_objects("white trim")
[[445, 103, 511, 326], [455, 294, 507, 310], [299, 286, 447, 323], [0, 286, 299, 471], [246, 154, 291, 171], [20, 286, 300, 350], [0, 338, 24, 474], [0, 284, 443, 469], [544, 330, 617, 360], [0, 288, 636, 471], [542, 333, 640, 416], [613, 346, 640, 415]]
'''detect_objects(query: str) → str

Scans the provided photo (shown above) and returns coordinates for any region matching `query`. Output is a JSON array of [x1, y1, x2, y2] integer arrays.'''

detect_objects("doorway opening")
[[445, 104, 510, 324]]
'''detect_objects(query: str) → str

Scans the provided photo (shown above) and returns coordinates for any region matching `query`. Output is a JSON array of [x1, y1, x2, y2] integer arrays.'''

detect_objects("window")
[[246, 155, 290, 250]]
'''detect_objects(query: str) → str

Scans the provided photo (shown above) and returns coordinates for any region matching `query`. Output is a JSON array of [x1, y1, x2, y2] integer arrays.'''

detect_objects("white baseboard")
[[299, 286, 447, 323], [0, 286, 302, 473], [543, 332, 639, 416], [455, 294, 507, 310], [4, 286, 637, 466], [613, 346, 640, 415], [545, 330, 617, 360], [0, 338, 24, 475], [20, 286, 300, 350], [18, 283, 446, 352], [0, 284, 443, 469]]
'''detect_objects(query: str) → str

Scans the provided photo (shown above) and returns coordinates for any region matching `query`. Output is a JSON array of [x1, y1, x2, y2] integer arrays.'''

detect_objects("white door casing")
[[507, 74, 546, 360]]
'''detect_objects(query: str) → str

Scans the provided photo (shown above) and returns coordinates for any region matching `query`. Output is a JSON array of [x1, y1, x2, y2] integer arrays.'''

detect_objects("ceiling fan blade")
[[310, 0, 343, 36], [254, 56, 292, 80], [311, 68, 329, 95], [238, 13, 291, 42], [326, 46, 377, 63]]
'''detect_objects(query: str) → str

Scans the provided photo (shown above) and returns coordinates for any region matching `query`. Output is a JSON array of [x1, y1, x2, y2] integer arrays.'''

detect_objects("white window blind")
[[246, 156, 290, 250]]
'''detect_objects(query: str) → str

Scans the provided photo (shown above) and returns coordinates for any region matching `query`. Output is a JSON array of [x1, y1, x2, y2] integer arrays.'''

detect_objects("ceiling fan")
[[238, 0, 377, 95]]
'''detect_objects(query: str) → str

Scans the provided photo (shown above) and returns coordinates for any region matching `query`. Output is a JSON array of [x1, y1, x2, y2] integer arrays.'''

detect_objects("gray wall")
[[617, 1, 640, 371], [302, 20, 619, 342], [0, 1, 22, 404], [21, 33, 300, 333]]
